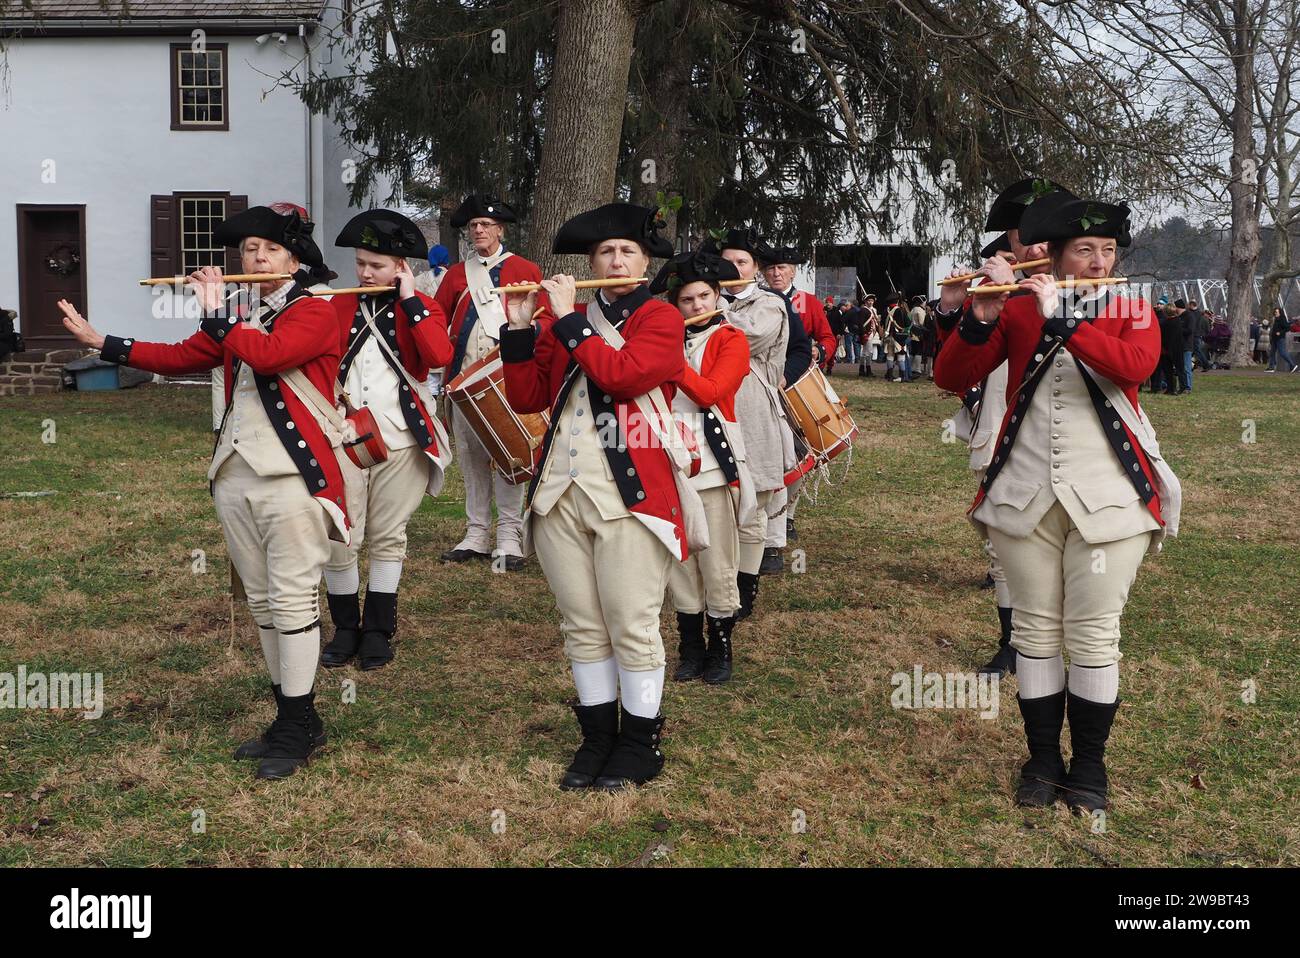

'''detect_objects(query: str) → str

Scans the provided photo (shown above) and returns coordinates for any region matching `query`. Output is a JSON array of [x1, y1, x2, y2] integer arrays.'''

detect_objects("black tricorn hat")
[[1018, 196, 1133, 248], [757, 244, 807, 267], [649, 249, 741, 295], [449, 193, 518, 229], [552, 202, 674, 258], [700, 227, 765, 258], [985, 177, 1074, 232], [980, 232, 1013, 258], [335, 209, 428, 259], [214, 203, 326, 271]]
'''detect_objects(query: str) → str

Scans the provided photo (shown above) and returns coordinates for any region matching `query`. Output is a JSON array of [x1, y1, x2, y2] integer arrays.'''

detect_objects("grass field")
[[1, 369, 1296, 867]]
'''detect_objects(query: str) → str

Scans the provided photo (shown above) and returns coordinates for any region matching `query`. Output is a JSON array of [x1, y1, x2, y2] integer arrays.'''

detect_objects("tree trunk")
[[527, 0, 641, 277], [629, 0, 695, 245], [1224, 2, 1262, 368]]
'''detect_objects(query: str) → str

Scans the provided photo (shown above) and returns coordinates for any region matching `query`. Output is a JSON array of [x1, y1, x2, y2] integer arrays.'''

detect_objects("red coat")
[[500, 288, 691, 559], [100, 289, 349, 536], [330, 291, 453, 466], [791, 291, 837, 367], [434, 252, 543, 376], [677, 321, 749, 423], [933, 292, 1163, 525], [679, 321, 750, 488]]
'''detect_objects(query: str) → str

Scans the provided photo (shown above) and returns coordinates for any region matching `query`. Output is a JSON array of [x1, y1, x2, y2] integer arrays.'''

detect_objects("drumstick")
[[969, 277, 1129, 295], [719, 278, 756, 288], [139, 272, 294, 286], [683, 307, 726, 327], [305, 285, 396, 296], [491, 277, 649, 294], [939, 258, 1051, 286]]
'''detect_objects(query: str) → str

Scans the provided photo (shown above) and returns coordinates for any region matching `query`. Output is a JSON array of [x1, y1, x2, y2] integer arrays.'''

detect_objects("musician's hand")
[[502, 285, 538, 329], [395, 259, 416, 299], [187, 266, 226, 314], [58, 299, 106, 351], [1021, 272, 1060, 320], [938, 268, 971, 312], [541, 274, 577, 316], [780, 375, 787, 389], [970, 290, 1010, 324], [981, 256, 1016, 287]]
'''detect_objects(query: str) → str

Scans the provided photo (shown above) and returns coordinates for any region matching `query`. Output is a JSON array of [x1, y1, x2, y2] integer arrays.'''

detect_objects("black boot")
[[559, 700, 620, 790], [358, 591, 397, 671], [594, 707, 666, 791], [673, 612, 706, 682], [255, 690, 322, 780], [234, 683, 327, 759], [786, 517, 798, 543], [1015, 690, 1067, 807], [1063, 693, 1120, 814], [320, 592, 362, 668], [736, 571, 760, 621], [979, 607, 1017, 676], [758, 546, 784, 576], [703, 614, 735, 685]]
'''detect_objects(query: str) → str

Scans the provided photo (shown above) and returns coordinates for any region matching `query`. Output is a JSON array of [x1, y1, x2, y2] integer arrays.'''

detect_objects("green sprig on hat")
[[1077, 203, 1108, 231]]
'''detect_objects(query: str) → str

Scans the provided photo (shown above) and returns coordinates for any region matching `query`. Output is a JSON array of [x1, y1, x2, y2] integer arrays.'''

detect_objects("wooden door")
[[17, 205, 86, 351]]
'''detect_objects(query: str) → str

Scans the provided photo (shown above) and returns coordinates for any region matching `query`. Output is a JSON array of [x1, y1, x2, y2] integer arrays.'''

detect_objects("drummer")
[[758, 244, 832, 565], [435, 194, 542, 570], [708, 229, 799, 619], [320, 209, 454, 671], [500, 202, 686, 792], [652, 249, 754, 684]]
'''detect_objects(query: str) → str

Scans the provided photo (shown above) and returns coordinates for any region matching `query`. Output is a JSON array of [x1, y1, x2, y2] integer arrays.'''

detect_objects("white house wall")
[[0, 34, 314, 342]]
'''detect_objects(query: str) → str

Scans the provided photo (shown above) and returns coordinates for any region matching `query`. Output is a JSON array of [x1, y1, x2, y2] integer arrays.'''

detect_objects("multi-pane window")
[[179, 196, 227, 273], [171, 44, 228, 129]]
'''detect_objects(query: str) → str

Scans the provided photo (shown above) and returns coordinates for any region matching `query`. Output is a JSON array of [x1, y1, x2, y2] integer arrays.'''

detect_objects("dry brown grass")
[[1, 371, 1296, 866]]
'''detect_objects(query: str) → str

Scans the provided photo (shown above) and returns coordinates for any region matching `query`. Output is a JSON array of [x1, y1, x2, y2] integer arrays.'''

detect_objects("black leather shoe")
[[673, 612, 705, 682], [979, 643, 1017, 677], [559, 700, 619, 790], [594, 709, 666, 791], [234, 684, 327, 759], [978, 607, 1016, 676], [758, 547, 783, 576], [321, 592, 362, 667], [441, 547, 490, 562], [1015, 690, 1067, 807], [358, 591, 397, 671], [703, 614, 735, 685], [497, 554, 526, 572], [255, 691, 321, 780]]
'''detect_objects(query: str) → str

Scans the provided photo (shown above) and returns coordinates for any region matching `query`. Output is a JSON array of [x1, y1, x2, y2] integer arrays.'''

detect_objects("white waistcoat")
[[973, 351, 1162, 544]]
